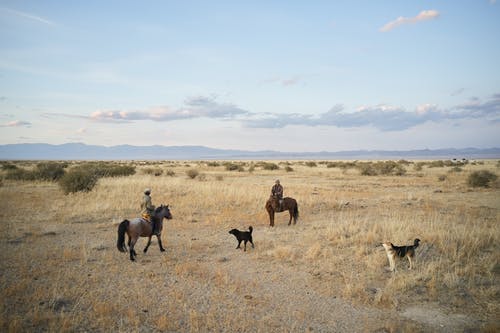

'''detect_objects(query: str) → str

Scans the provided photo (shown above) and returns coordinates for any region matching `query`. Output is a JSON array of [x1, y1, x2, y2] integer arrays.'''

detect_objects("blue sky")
[[0, 1, 499, 152]]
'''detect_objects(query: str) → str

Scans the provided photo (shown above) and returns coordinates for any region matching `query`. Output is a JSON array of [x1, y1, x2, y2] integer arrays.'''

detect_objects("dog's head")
[[381, 242, 393, 252], [414, 238, 421, 246], [228, 229, 239, 236]]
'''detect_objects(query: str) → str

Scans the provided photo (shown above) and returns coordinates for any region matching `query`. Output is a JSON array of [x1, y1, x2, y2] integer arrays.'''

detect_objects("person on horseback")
[[271, 179, 284, 211], [141, 188, 158, 235]]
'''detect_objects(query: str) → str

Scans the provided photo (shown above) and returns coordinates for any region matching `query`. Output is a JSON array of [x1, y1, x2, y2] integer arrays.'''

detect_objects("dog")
[[382, 238, 421, 272], [228, 226, 254, 251]]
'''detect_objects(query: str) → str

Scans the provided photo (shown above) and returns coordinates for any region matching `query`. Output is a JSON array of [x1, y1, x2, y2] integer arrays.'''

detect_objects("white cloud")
[[1, 120, 31, 127], [380, 10, 440, 32]]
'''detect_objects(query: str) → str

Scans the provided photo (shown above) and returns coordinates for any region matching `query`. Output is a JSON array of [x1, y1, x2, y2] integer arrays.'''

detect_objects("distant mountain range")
[[0, 143, 499, 160]]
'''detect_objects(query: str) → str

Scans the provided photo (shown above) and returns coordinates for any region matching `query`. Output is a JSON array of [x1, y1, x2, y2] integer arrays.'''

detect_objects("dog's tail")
[[248, 226, 253, 233]]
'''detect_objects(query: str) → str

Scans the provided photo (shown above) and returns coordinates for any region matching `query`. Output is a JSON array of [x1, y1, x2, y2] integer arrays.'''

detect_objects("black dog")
[[228, 226, 254, 251]]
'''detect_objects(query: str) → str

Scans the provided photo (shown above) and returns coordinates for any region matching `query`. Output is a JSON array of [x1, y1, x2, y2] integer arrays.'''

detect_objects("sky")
[[0, 0, 499, 152]]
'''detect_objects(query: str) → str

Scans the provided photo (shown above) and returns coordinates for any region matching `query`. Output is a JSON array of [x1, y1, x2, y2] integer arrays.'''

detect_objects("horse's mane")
[[154, 205, 164, 213]]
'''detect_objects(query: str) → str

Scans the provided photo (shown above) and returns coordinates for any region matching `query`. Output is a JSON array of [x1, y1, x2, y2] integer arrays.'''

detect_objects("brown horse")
[[117, 204, 172, 261], [265, 195, 299, 227]]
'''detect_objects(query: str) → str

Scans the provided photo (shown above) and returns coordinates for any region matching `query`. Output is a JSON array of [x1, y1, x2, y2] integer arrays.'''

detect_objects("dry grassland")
[[0, 160, 499, 332]]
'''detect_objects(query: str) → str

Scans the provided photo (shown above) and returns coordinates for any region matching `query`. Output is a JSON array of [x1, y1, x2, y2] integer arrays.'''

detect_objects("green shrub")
[[285, 166, 294, 172], [206, 161, 220, 167], [1, 163, 18, 170], [261, 162, 279, 170], [305, 161, 317, 167], [5, 168, 36, 181], [438, 175, 446, 182], [35, 162, 66, 181], [224, 162, 244, 171], [166, 170, 176, 177], [74, 162, 135, 178], [467, 170, 497, 188], [58, 169, 98, 194]]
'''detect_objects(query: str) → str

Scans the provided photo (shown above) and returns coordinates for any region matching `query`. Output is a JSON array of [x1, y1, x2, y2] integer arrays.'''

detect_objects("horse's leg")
[[268, 209, 275, 227], [288, 208, 293, 225], [129, 237, 138, 261], [157, 234, 165, 252], [143, 236, 152, 253]]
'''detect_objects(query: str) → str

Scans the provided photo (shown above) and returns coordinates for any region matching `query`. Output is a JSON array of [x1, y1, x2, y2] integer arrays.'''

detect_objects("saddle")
[[142, 213, 152, 223]]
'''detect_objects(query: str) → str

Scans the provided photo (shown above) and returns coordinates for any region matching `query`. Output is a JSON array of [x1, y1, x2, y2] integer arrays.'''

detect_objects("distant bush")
[[357, 161, 406, 176], [467, 170, 497, 188], [224, 162, 244, 172], [305, 161, 317, 167], [261, 162, 279, 171], [438, 175, 447, 182], [449, 166, 463, 173], [285, 166, 294, 172], [59, 169, 98, 194], [165, 170, 176, 177], [206, 161, 220, 167], [428, 160, 445, 168], [5, 168, 36, 181], [35, 162, 66, 181], [74, 162, 135, 178], [186, 169, 199, 179], [1, 163, 18, 170], [143, 167, 163, 176]]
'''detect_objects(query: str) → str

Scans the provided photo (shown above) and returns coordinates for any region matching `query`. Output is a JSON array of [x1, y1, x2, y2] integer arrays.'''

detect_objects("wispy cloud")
[[1, 120, 32, 127], [0, 7, 55, 26], [86, 96, 250, 123], [261, 75, 304, 87], [380, 10, 440, 32]]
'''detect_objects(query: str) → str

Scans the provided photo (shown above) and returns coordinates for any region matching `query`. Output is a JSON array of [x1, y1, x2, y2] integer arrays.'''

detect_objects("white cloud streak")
[[0, 7, 55, 26], [380, 10, 440, 32], [1, 120, 32, 127]]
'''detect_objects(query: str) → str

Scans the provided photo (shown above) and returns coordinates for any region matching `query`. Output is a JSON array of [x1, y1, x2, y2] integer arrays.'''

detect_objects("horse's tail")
[[117, 219, 129, 252], [293, 202, 299, 221]]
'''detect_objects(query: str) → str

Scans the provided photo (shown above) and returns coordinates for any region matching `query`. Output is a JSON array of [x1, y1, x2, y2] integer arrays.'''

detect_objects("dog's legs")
[[250, 239, 254, 248], [236, 240, 241, 249], [389, 255, 396, 272], [407, 255, 413, 270], [244, 240, 248, 251]]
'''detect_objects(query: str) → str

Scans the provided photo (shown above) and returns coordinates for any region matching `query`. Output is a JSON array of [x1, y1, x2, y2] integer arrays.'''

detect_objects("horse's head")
[[156, 204, 173, 220]]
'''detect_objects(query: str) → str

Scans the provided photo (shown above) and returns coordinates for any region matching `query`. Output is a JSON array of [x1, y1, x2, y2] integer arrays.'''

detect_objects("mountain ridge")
[[0, 143, 499, 160]]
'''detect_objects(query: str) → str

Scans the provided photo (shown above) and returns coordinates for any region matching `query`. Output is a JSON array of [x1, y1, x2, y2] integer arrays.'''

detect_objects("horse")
[[265, 195, 299, 227], [117, 204, 172, 261]]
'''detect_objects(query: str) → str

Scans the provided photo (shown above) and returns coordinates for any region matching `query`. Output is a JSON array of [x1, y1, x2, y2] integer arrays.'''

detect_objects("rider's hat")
[[144, 188, 151, 194], [275, 179, 280, 184]]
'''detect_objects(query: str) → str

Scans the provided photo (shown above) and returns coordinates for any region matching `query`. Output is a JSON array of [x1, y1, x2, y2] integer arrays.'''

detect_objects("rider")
[[271, 179, 284, 211], [141, 188, 158, 235]]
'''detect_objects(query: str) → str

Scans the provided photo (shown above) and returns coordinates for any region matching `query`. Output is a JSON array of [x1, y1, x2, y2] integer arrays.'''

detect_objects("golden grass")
[[0, 160, 498, 332]]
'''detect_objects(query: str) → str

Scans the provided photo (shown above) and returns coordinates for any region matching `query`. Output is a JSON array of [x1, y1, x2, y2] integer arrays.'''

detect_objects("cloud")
[[50, 94, 500, 132], [380, 10, 440, 32], [1, 120, 32, 127], [261, 75, 303, 86], [88, 96, 250, 123], [241, 94, 500, 131], [0, 7, 55, 26]]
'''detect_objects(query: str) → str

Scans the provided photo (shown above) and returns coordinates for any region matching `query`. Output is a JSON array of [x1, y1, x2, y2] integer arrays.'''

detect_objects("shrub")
[[59, 169, 98, 194], [467, 170, 497, 188], [166, 170, 176, 177], [305, 161, 317, 167], [206, 161, 220, 167], [261, 162, 279, 171], [224, 162, 244, 172], [5, 168, 36, 181], [35, 162, 66, 181], [1, 163, 18, 170], [285, 166, 294, 172], [143, 168, 163, 176], [438, 175, 447, 182], [186, 169, 199, 179], [75, 162, 135, 178], [449, 166, 463, 173]]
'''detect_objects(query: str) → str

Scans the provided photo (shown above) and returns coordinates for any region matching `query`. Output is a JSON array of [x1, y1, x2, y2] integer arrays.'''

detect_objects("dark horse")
[[265, 195, 299, 227], [117, 204, 172, 261]]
